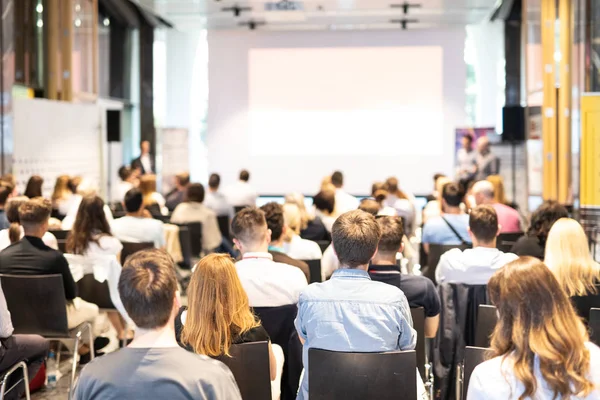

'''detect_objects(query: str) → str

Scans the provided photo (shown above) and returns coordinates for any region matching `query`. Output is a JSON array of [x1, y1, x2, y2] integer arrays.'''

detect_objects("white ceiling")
[[137, 0, 501, 31]]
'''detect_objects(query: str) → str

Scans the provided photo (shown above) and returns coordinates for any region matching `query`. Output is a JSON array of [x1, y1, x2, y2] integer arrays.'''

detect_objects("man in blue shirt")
[[294, 210, 416, 400], [422, 181, 470, 253]]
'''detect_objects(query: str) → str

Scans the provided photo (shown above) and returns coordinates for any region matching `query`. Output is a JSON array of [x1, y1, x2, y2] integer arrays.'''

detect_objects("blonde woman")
[[286, 193, 329, 241], [282, 203, 322, 260], [468, 257, 600, 399], [176, 254, 283, 399], [545, 218, 600, 321], [51, 175, 72, 216], [139, 174, 167, 216]]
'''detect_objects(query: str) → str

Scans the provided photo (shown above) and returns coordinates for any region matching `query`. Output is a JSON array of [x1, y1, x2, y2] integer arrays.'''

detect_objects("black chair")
[[0, 274, 93, 400], [57, 239, 67, 254], [234, 206, 247, 214], [177, 225, 192, 269], [572, 283, 600, 324], [410, 307, 426, 380], [423, 244, 471, 283], [217, 215, 231, 239], [0, 361, 30, 400], [474, 305, 498, 348], [120, 242, 154, 265], [590, 308, 600, 346], [302, 260, 322, 284], [76, 274, 114, 310], [49, 230, 70, 240], [459, 346, 487, 400], [315, 240, 330, 254], [496, 232, 524, 253], [186, 222, 203, 258], [51, 208, 66, 221], [215, 342, 271, 400], [308, 349, 417, 400]]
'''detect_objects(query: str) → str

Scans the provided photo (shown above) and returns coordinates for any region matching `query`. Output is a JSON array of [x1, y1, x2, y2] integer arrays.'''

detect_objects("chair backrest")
[[120, 242, 154, 265], [186, 222, 203, 257], [215, 342, 271, 400], [177, 225, 192, 269], [308, 349, 417, 400], [49, 230, 70, 240], [0, 274, 69, 337], [474, 305, 498, 348], [590, 308, 600, 346], [410, 307, 426, 380], [496, 232, 524, 253], [425, 244, 471, 282], [217, 215, 231, 239], [57, 240, 67, 254], [76, 274, 115, 310], [462, 346, 488, 400], [571, 284, 600, 324], [315, 240, 330, 254], [302, 259, 322, 284], [234, 206, 247, 215]]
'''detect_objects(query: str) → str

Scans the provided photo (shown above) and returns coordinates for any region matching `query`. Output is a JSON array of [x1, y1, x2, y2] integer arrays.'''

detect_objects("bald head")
[[472, 180, 495, 205], [477, 136, 490, 153]]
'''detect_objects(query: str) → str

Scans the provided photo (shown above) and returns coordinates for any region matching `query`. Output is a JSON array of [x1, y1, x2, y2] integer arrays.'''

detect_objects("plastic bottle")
[[46, 350, 58, 389]]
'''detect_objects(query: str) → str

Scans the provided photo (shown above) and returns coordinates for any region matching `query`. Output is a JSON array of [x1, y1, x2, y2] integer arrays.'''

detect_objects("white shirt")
[[61, 194, 114, 230], [283, 234, 322, 261], [235, 252, 308, 307], [467, 342, 600, 400], [436, 247, 519, 285], [224, 181, 258, 207], [377, 206, 397, 217], [140, 154, 152, 174], [334, 189, 359, 216], [170, 202, 222, 251], [111, 216, 165, 248], [0, 228, 58, 251], [321, 244, 340, 281], [204, 190, 233, 218], [112, 181, 133, 203]]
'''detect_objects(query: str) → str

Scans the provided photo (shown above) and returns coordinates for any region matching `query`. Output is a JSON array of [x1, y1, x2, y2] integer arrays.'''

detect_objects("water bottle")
[[46, 350, 58, 389]]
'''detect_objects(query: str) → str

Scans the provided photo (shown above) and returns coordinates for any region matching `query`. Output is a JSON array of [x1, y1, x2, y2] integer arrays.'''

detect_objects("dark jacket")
[[131, 155, 155, 175]]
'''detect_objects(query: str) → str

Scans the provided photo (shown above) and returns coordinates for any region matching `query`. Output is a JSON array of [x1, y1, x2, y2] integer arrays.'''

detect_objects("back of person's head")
[[260, 202, 284, 242], [313, 190, 335, 215], [441, 182, 463, 208], [285, 193, 311, 230], [371, 182, 388, 204], [488, 257, 595, 398], [6, 196, 28, 243], [139, 174, 157, 196], [1, 174, 16, 188], [208, 173, 221, 190], [182, 254, 258, 356], [24, 175, 43, 199], [68, 176, 82, 194], [358, 199, 380, 216], [331, 171, 344, 188], [231, 207, 268, 247], [67, 195, 112, 255], [469, 205, 499, 243], [0, 184, 11, 207], [124, 188, 144, 213], [544, 218, 600, 296], [119, 249, 178, 330], [527, 200, 569, 241], [486, 175, 507, 204], [118, 166, 132, 182], [376, 216, 404, 255], [282, 203, 302, 236], [239, 169, 250, 182], [472, 180, 495, 204], [385, 177, 408, 200], [435, 176, 452, 199], [18, 197, 51, 233], [186, 183, 205, 203], [176, 172, 190, 188], [51, 175, 70, 202], [332, 210, 381, 268]]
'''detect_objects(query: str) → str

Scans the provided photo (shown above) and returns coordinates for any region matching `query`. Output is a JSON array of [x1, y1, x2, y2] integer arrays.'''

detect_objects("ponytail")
[[8, 222, 21, 244]]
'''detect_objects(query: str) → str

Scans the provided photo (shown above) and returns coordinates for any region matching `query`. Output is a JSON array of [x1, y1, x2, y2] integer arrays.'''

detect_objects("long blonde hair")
[[139, 174, 157, 206], [488, 257, 594, 400], [51, 175, 71, 203], [282, 203, 302, 242], [181, 254, 259, 357], [486, 175, 507, 205], [285, 193, 312, 228], [544, 218, 600, 296]]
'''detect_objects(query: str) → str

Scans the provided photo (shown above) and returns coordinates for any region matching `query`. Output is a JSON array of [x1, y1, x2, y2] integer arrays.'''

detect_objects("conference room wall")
[[207, 29, 467, 195]]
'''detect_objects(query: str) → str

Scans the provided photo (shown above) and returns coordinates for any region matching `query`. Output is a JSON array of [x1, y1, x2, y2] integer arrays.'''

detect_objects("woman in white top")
[[66, 195, 130, 343], [0, 196, 58, 251], [282, 203, 322, 260], [467, 257, 600, 400]]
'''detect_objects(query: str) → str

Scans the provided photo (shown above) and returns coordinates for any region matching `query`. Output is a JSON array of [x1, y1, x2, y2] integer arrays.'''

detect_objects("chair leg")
[[21, 363, 30, 400], [0, 361, 30, 400], [69, 322, 93, 400], [456, 363, 464, 400]]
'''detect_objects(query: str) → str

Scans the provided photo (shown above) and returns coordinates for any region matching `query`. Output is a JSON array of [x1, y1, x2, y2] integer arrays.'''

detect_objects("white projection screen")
[[207, 30, 466, 195]]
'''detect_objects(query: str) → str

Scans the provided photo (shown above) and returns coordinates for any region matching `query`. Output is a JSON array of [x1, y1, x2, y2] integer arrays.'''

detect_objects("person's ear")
[[266, 229, 272, 244], [399, 242, 405, 254], [496, 225, 502, 237], [467, 227, 475, 240], [233, 238, 242, 252], [174, 290, 182, 309]]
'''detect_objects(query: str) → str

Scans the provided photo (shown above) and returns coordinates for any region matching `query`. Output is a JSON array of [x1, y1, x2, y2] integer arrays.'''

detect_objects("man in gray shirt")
[[74, 249, 241, 400], [475, 136, 500, 180]]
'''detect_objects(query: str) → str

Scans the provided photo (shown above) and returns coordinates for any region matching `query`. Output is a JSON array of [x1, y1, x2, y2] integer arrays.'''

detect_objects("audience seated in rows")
[[295, 210, 417, 400], [139, 175, 167, 217], [472, 180, 521, 233], [545, 218, 600, 323], [0, 198, 106, 359], [312, 189, 336, 233], [232, 207, 307, 307], [74, 249, 242, 399], [436, 205, 518, 285], [369, 216, 440, 338], [225, 169, 258, 208], [165, 172, 190, 212], [422, 174, 451, 223], [62, 178, 114, 230], [282, 203, 323, 261], [0, 183, 13, 230], [204, 173, 233, 218], [0, 197, 58, 251], [261, 202, 310, 282], [422, 181, 471, 252], [170, 183, 222, 253], [286, 193, 330, 242], [331, 171, 359, 215], [112, 166, 136, 204], [175, 254, 283, 399], [23, 175, 43, 199], [371, 182, 397, 216], [111, 188, 165, 248], [467, 257, 600, 399], [51, 175, 72, 217], [510, 200, 568, 259], [0, 282, 48, 400]]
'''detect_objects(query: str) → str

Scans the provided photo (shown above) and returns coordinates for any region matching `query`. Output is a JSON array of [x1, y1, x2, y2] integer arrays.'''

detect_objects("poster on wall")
[[454, 127, 496, 178], [160, 128, 189, 194]]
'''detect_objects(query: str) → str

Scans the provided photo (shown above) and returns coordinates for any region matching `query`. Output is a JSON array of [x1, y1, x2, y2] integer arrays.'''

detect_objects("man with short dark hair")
[[422, 181, 471, 253], [225, 170, 257, 208], [204, 173, 233, 218], [295, 210, 416, 400], [436, 205, 518, 285], [369, 216, 441, 337], [233, 207, 307, 307], [165, 172, 190, 211], [74, 249, 242, 400], [330, 170, 358, 215], [260, 202, 310, 281], [111, 188, 165, 248]]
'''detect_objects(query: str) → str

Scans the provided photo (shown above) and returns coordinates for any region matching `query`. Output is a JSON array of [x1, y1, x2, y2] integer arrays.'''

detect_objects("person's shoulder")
[[365, 278, 407, 301], [401, 274, 435, 291], [274, 260, 308, 281], [440, 247, 464, 261]]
